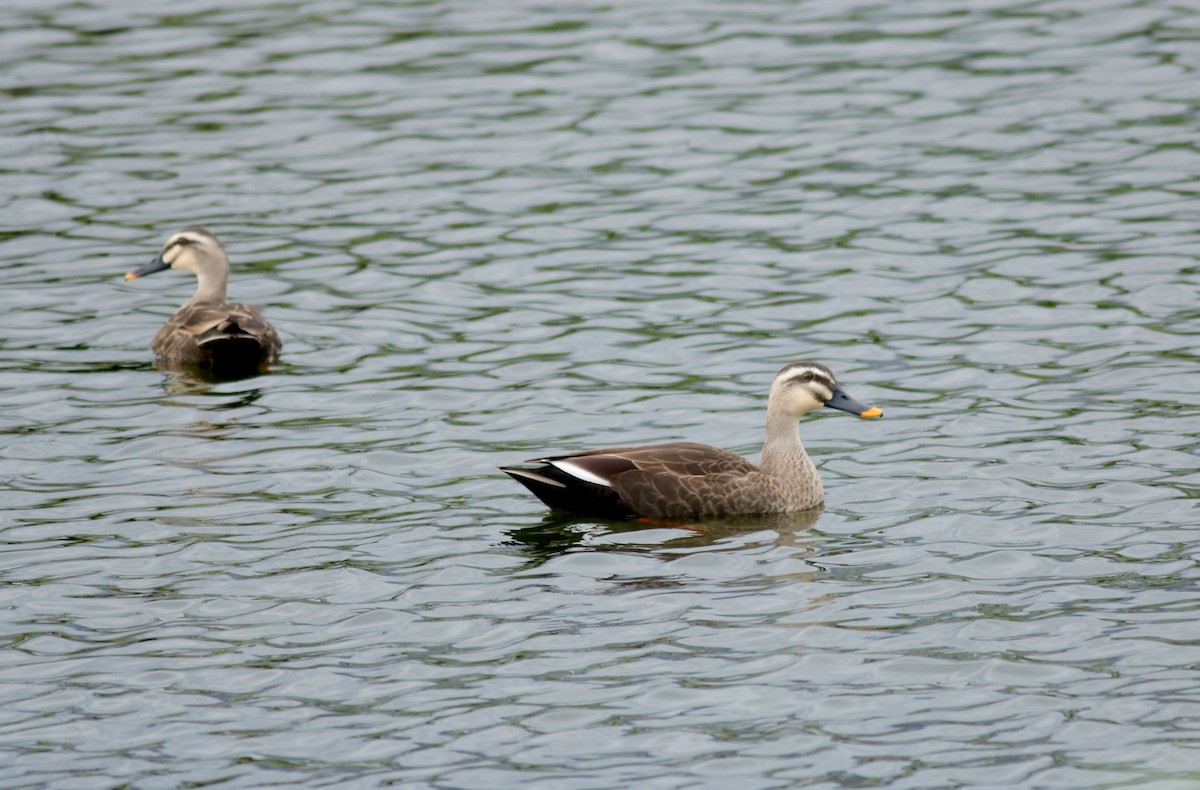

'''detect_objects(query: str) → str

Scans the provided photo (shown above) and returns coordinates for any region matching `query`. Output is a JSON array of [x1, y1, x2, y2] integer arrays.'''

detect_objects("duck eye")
[[802, 372, 814, 381]]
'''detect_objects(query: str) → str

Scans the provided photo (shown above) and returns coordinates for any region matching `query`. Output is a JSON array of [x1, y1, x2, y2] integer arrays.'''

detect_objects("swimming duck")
[[125, 227, 281, 380], [501, 362, 882, 518]]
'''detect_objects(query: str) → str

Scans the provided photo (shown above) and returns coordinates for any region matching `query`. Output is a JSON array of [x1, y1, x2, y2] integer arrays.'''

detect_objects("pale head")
[[769, 361, 882, 420], [770, 362, 839, 418], [124, 226, 230, 303], [159, 227, 227, 275]]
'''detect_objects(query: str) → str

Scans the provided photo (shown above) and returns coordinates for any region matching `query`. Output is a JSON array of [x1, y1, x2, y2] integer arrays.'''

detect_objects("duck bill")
[[124, 254, 169, 280], [825, 386, 883, 419]]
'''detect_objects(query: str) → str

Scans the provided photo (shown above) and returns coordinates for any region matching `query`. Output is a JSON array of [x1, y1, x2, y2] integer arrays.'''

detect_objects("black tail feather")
[[501, 464, 632, 517]]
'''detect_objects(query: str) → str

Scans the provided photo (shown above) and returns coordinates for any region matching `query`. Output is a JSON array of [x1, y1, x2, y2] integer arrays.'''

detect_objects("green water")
[[1, 1, 1198, 787]]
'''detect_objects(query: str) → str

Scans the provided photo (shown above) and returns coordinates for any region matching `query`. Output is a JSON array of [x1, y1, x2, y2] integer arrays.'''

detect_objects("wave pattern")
[[1, 0, 1198, 786]]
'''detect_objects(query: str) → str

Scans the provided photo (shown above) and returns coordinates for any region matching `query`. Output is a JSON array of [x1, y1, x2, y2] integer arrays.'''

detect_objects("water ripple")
[[2, 0, 1199, 787]]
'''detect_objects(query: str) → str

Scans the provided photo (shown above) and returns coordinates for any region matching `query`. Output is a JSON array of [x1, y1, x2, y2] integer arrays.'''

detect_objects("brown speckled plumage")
[[501, 362, 882, 519], [127, 227, 281, 380]]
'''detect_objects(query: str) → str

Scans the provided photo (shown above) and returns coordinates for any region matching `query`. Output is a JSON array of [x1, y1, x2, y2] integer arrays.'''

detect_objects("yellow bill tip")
[[859, 406, 883, 419], [124, 272, 138, 280]]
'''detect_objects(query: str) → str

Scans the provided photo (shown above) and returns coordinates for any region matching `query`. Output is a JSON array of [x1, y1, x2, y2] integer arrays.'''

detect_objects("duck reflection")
[[158, 365, 267, 405], [159, 362, 271, 394], [506, 506, 824, 566], [151, 369, 269, 454]]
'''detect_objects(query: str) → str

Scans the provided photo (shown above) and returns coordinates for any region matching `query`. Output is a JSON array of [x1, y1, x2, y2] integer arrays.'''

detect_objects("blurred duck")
[[125, 227, 281, 380], [501, 362, 882, 519]]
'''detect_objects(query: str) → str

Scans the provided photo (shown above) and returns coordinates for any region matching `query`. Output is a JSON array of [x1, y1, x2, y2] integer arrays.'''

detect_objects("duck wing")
[[151, 302, 280, 376], [194, 303, 281, 364], [503, 442, 762, 518]]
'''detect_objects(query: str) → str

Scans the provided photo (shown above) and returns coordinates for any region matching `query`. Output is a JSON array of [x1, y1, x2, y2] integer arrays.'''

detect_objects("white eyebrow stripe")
[[782, 372, 836, 390]]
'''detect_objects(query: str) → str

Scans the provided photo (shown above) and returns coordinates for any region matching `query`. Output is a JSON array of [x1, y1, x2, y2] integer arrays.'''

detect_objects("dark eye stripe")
[[786, 373, 835, 392], [810, 375, 835, 392], [162, 236, 198, 256]]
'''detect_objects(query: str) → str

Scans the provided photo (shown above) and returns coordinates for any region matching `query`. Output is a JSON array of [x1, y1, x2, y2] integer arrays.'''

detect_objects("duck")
[[500, 362, 882, 519], [125, 226, 281, 380]]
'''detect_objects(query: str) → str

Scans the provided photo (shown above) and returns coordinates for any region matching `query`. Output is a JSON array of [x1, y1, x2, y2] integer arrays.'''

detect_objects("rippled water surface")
[[3, 0, 1199, 787]]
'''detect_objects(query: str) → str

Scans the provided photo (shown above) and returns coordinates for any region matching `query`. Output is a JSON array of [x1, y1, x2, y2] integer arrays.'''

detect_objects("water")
[[2, 0, 1198, 787]]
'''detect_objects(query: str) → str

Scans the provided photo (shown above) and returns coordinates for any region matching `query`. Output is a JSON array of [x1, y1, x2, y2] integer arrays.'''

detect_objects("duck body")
[[150, 299, 280, 380], [127, 227, 281, 380], [501, 362, 882, 519], [503, 441, 822, 519]]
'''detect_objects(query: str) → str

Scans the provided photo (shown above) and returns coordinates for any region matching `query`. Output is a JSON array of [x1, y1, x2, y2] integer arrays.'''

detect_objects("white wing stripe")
[[550, 459, 613, 488]]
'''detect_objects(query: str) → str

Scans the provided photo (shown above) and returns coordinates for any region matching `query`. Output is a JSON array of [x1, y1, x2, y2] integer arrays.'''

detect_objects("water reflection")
[[159, 367, 225, 396], [159, 370, 267, 409], [157, 360, 272, 388], [159, 418, 242, 443], [507, 506, 825, 565], [4, 0, 1197, 784], [156, 375, 266, 474]]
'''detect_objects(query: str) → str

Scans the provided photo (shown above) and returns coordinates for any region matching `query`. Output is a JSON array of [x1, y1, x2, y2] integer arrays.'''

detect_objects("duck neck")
[[759, 407, 811, 476], [188, 268, 228, 305]]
